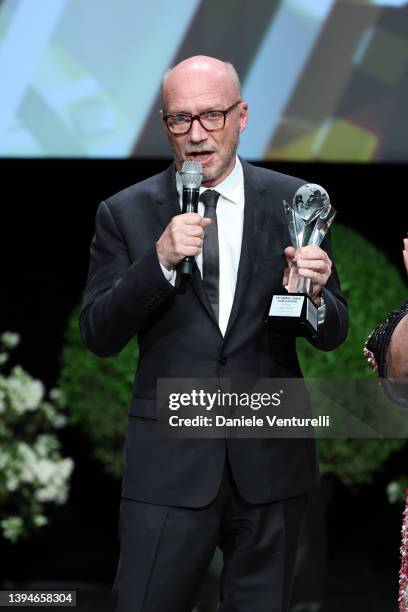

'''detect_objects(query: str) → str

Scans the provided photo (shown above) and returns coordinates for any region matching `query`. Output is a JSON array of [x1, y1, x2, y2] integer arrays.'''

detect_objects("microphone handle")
[[178, 187, 200, 276]]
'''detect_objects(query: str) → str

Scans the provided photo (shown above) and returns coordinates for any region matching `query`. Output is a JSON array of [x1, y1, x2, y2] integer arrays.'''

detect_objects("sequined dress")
[[364, 300, 408, 611], [364, 300, 408, 407]]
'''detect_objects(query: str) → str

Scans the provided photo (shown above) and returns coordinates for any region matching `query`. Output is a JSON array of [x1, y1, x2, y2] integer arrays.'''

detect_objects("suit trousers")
[[113, 457, 308, 612]]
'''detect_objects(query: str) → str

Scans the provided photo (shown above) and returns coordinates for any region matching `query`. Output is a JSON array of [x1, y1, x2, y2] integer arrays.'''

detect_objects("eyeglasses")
[[162, 100, 242, 135]]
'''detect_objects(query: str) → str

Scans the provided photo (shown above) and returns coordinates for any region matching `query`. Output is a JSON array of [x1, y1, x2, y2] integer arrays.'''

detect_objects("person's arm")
[[364, 238, 408, 406], [403, 236, 408, 274], [80, 199, 208, 358], [387, 314, 408, 378], [80, 201, 175, 358], [384, 238, 408, 379]]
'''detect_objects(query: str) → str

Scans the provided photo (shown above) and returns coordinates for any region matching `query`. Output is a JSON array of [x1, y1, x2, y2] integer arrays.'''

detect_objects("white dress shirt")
[[161, 156, 245, 336]]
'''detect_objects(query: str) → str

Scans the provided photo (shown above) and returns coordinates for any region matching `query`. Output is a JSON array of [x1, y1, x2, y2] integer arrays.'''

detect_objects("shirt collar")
[[176, 156, 243, 206]]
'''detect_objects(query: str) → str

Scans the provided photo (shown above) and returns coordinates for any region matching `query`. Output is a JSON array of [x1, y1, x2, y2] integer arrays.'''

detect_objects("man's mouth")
[[186, 151, 214, 164]]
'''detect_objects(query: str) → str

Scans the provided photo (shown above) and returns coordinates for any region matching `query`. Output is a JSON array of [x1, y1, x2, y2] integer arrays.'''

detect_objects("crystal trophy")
[[268, 184, 336, 336]]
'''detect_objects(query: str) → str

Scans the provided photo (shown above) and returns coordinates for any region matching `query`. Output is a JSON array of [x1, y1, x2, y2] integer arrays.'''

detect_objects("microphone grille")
[[181, 161, 203, 188]]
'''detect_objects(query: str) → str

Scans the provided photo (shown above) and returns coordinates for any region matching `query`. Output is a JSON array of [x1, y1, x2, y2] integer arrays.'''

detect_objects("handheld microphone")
[[178, 161, 203, 276]]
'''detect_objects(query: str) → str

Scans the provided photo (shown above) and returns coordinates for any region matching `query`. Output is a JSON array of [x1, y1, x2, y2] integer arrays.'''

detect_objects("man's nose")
[[188, 118, 208, 143]]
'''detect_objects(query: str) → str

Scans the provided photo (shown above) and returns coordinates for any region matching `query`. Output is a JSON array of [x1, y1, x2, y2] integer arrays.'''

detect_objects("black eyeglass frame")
[[162, 100, 242, 135]]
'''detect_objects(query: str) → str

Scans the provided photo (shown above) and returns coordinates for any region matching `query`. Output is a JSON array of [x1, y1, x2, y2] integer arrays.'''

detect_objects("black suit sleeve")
[[307, 230, 348, 351], [80, 200, 174, 357]]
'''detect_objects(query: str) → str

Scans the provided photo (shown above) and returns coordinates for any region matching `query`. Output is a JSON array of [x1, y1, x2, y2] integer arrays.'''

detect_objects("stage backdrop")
[[1, 0, 408, 161]]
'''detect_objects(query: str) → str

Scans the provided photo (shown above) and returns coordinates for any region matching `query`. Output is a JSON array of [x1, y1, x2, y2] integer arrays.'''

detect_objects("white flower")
[[0, 340, 74, 543], [386, 481, 400, 504], [1, 516, 23, 542], [34, 435, 58, 458], [1, 332, 20, 349], [33, 458, 74, 504], [7, 367, 44, 413], [35, 484, 61, 504], [0, 353, 8, 366], [6, 475, 19, 491], [49, 388, 66, 408], [52, 414, 68, 428], [58, 458, 74, 479], [41, 402, 56, 421], [0, 449, 9, 470], [41, 402, 67, 428], [17, 441, 37, 462], [16, 442, 37, 483], [33, 459, 55, 486], [33, 514, 48, 527]]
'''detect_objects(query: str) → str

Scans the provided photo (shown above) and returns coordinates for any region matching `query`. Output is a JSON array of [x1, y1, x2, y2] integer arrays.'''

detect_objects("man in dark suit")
[[80, 56, 348, 612]]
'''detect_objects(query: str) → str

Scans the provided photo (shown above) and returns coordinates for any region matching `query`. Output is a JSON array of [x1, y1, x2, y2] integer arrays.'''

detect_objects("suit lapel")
[[223, 161, 267, 341], [189, 261, 218, 323], [154, 163, 181, 230]]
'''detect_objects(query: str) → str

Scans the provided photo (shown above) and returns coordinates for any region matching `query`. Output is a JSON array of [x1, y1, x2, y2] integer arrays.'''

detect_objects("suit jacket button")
[[218, 355, 228, 366]]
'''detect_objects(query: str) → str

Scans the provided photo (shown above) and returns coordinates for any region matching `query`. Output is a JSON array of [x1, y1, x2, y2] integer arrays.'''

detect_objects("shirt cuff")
[[160, 262, 177, 287]]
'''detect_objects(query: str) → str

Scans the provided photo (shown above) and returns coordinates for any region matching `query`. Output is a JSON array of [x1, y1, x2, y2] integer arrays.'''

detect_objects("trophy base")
[[268, 293, 318, 337]]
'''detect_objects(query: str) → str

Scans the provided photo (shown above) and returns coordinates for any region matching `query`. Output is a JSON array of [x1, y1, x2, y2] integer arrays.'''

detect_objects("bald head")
[[160, 54, 248, 186], [161, 55, 241, 109]]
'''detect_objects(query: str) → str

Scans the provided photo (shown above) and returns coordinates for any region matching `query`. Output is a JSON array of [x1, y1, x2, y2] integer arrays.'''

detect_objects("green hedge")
[[59, 224, 407, 484], [59, 322, 136, 478]]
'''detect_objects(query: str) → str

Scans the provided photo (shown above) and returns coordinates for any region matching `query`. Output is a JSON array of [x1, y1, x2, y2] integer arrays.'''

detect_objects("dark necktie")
[[201, 189, 220, 322]]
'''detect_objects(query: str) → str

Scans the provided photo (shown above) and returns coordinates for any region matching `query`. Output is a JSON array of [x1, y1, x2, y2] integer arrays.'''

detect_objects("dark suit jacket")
[[80, 160, 348, 507]]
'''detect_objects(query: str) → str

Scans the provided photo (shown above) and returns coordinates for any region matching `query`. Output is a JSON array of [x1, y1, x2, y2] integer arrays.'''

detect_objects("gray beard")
[[201, 138, 240, 184], [168, 132, 240, 184]]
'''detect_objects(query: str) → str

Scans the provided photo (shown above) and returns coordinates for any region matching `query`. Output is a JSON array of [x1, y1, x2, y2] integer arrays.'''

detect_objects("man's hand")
[[283, 245, 332, 306], [156, 213, 212, 270], [403, 237, 408, 275]]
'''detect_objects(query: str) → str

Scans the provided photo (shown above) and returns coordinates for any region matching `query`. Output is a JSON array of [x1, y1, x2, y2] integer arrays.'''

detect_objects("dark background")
[[1, 158, 407, 610]]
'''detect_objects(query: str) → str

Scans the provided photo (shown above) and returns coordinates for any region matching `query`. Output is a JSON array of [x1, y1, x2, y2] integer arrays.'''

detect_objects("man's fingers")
[[158, 213, 214, 268], [284, 246, 296, 258], [283, 245, 331, 290], [295, 245, 328, 259], [185, 225, 205, 238], [170, 224, 204, 242], [296, 258, 331, 273], [282, 267, 289, 287], [180, 212, 204, 225], [181, 213, 212, 227], [284, 246, 296, 267], [182, 236, 203, 248], [171, 214, 211, 230], [297, 268, 327, 285], [181, 245, 202, 257], [171, 239, 202, 258]]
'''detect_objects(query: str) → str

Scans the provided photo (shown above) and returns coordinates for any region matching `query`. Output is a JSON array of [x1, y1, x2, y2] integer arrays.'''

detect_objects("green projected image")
[[1, 0, 407, 161]]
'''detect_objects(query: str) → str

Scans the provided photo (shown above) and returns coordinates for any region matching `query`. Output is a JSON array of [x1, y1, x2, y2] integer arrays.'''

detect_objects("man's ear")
[[159, 110, 167, 135], [239, 102, 249, 133]]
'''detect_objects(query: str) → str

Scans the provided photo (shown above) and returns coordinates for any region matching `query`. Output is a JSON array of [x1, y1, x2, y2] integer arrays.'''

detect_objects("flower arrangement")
[[0, 332, 74, 543]]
